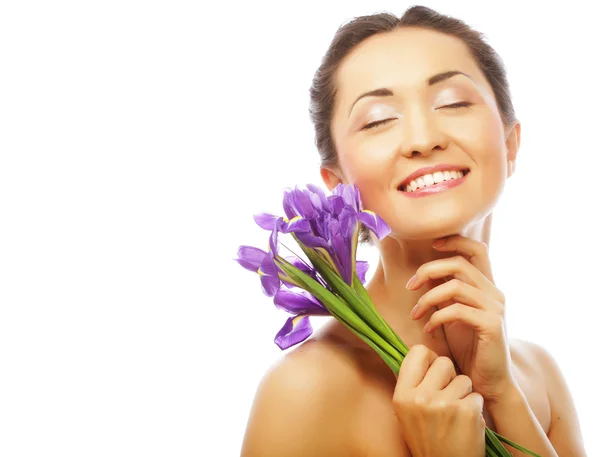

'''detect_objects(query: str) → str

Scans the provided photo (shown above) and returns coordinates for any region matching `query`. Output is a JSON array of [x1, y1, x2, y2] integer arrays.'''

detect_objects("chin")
[[383, 210, 479, 241]]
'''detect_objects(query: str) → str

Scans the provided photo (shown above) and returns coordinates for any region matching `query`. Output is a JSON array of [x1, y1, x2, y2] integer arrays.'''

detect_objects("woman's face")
[[326, 27, 520, 240]]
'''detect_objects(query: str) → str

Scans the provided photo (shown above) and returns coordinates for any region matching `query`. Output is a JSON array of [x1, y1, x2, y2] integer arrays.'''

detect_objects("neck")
[[364, 213, 493, 343]]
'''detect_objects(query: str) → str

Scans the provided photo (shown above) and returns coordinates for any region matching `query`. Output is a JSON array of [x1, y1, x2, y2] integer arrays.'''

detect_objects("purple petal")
[[310, 214, 329, 240], [331, 232, 352, 285], [291, 187, 316, 219], [356, 260, 369, 284], [307, 190, 322, 212], [328, 195, 346, 216], [339, 208, 358, 239], [353, 184, 363, 212], [282, 216, 311, 233], [340, 184, 359, 212], [358, 210, 391, 240], [273, 288, 329, 315], [274, 315, 314, 350], [286, 256, 315, 275], [260, 274, 280, 297], [258, 251, 281, 297], [259, 250, 279, 276], [268, 218, 285, 254], [331, 182, 344, 197], [253, 213, 280, 231], [235, 245, 268, 272], [295, 231, 329, 250], [306, 183, 332, 213], [282, 189, 296, 220]]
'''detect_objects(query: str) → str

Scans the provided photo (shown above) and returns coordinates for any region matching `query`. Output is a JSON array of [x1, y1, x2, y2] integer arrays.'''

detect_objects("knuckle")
[[453, 255, 468, 267], [393, 389, 411, 406], [438, 356, 455, 371], [393, 391, 407, 406], [458, 401, 477, 418], [456, 374, 473, 389], [430, 396, 451, 411], [462, 393, 483, 416], [449, 278, 462, 291], [412, 391, 432, 407], [497, 289, 506, 305], [478, 241, 489, 254], [411, 343, 428, 353], [411, 344, 435, 358], [455, 303, 469, 317], [434, 356, 457, 379]]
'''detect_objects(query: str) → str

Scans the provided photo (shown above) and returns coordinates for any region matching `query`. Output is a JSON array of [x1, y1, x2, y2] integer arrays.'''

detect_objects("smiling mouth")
[[398, 169, 470, 192]]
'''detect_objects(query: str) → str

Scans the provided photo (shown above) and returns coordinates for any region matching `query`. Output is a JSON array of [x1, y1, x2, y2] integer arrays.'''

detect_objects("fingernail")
[[432, 239, 446, 248], [406, 274, 417, 289], [423, 322, 431, 333], [410, 304, 419, 319]]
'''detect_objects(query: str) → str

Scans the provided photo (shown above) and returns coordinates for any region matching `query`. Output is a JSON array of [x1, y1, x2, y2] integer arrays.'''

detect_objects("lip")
[[398, 164, 470, 189], [400, 170, 469, 197]]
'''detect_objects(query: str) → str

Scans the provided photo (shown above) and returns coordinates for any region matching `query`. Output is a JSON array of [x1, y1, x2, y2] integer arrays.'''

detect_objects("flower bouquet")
[[235, 183, 539, 457]]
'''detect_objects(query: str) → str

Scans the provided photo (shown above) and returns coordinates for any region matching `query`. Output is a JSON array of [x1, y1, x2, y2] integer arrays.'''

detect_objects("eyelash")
[[361, 101, 473, 130]]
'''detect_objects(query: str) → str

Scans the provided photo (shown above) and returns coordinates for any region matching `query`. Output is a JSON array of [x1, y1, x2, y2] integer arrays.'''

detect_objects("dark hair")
[[308, 6, 517, 245]]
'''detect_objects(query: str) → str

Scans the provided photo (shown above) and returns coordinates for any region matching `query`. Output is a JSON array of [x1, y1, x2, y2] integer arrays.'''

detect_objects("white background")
[[1, 1, 598, 456]]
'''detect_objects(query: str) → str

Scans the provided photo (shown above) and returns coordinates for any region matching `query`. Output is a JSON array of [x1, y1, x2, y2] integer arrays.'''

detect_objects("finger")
[[407, 255, 486, 290], [411, 278, 504, 320], [424, 303, 504, 335], [442, 374, 473, 400], [432, 235, 495, 284], [407, 255, 502, 303], [420, 356, 456, 391], [461, 391, 484, 414], [397, 344, 438, 389]]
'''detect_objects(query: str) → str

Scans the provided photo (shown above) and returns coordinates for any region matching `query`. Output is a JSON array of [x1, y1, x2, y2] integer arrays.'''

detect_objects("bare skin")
[[292, 318, 551, 456], [241, 26, 586, 457]]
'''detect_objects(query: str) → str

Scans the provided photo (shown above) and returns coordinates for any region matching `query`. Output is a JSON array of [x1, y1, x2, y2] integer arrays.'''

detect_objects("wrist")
[[485, 380, 524, 415]]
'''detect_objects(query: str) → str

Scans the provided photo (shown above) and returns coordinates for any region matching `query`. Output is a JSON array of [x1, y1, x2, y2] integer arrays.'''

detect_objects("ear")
[[320, 166, 343, 192], [505, 121, 521, 178]]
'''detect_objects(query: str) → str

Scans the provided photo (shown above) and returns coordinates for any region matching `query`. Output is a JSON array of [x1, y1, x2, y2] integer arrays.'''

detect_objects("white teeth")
[[433, 172, 445, 184], [402, 170, 467, 192]]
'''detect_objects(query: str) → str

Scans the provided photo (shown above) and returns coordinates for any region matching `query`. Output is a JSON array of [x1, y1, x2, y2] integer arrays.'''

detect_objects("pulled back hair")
[[308, 5, 517, 245]]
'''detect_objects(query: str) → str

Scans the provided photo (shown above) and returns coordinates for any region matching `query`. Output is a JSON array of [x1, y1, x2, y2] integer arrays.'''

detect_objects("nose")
[[397, 106, 449, 158]]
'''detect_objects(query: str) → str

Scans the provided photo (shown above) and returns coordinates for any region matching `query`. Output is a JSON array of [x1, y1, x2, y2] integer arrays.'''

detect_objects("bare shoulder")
[[508, 337, 543, 370], [508, 337, 553, 398], [240, 337, 364, 457], [510, 337, 564, 385], [509, 338, 588, 455]]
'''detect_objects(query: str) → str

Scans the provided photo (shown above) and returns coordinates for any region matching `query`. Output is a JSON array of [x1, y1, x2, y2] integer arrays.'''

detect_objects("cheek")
[[447, 110, 506, 170], [338, 134, 397, 185], [340, 153, 396, 212]]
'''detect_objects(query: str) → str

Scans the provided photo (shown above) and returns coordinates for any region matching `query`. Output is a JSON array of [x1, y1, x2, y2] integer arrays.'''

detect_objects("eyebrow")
[[347, 70, 473, 117]]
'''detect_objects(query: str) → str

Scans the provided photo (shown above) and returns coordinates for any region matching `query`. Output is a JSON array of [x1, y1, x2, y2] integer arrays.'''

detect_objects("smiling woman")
[[240, 5, 587, 457]]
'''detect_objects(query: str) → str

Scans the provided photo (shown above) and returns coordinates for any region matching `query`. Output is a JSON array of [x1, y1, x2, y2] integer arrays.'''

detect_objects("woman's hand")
[[393, 344, 486, 457], [407, 234, 516, 405]]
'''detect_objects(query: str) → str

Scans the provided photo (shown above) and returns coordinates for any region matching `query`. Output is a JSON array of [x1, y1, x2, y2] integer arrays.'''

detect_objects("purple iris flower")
[[234, 246, 281, 297], [276, 183, 390, 285], [235, 246, 332, 349], [272, 287, 331, 349], [236, 183, 386, 351]]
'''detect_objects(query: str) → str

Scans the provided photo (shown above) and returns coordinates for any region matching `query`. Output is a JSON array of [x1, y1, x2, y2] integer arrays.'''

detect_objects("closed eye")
[[361, 101, 473, 130], [443, 101, 473, 109], [362, 118, 394, 130]]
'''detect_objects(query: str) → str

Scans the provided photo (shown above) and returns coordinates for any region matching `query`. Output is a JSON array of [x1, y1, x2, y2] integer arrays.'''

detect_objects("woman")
[[240, 6, 587, 457]]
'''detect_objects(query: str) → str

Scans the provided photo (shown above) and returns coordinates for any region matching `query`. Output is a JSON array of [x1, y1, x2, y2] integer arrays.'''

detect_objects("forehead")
[[334, 27, 486, 105]]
